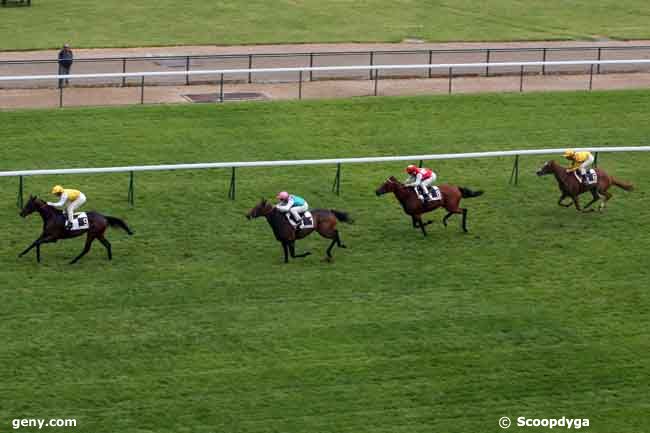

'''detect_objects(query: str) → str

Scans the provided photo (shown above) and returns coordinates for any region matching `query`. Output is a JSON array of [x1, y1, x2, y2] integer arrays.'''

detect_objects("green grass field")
[[1, 0, 649, 50], [1, 91, 649, 433]]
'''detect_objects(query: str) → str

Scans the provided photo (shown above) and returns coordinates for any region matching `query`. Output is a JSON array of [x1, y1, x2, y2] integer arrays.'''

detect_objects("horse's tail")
[[331, 209, 353, 224], [459, 187, 484, 198], [105, 216, 134, 235], [611, 177, 634, 191]]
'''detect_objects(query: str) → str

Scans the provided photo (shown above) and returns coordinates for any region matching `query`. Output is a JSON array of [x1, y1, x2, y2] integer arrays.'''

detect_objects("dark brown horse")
[[246, 198, 351, 263], [19, 195, 133, 264], [536, 160, 633, 211], [375, 176, 483, 236]]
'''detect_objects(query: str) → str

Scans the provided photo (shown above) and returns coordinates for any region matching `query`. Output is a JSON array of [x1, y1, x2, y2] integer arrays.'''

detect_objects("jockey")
[[404, 164, 437, 201], [564, 149, 594, 182], [275, 191, 309, 227], [47, 185, 87, 228]]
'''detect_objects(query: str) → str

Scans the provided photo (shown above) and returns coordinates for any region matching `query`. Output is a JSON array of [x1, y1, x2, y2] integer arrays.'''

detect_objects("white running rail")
[[1, 59, 650, 82], [2, 147, 649, 177]]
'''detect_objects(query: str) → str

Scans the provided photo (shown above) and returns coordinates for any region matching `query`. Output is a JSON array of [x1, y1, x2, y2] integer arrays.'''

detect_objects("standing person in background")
[[58, 43, 73, 88]]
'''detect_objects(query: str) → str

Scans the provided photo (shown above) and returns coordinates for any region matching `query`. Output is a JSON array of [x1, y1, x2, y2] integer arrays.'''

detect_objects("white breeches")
[[420, 177, 435, 189], [66, 193, 86, 221], [578, 155, 594, 174], [289, 203, 309, 221]]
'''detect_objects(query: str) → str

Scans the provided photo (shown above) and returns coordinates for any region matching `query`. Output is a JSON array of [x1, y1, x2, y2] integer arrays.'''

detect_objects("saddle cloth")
[[286, 211, 314, 229], [416, 185, 442, 202], [575, 169, 597, 185], [68, 212, 90, 231], [429, 186, 442, 201]]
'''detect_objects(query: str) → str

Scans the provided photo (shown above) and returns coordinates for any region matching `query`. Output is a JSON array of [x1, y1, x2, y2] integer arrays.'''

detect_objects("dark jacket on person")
[[58, 48, 73, 68]]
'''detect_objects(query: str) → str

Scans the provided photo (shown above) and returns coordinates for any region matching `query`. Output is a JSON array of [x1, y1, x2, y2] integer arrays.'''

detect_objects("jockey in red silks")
[[404, 165, 438, 201]]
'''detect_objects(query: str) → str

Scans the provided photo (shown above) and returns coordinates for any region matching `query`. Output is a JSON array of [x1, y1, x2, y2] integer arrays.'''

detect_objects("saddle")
[[285, 211, 314, 229]]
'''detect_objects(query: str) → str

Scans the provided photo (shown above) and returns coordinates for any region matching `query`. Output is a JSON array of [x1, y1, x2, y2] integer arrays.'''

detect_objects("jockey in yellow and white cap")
[[47, 185, 87, 228], [564, 149, 594, 181]]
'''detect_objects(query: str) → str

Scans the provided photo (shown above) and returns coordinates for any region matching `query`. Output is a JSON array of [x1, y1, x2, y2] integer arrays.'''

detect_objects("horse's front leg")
[[572, 196, 583, 212], [282, 241, 289, 263], [18, 238, 41, 258], [582, 189, 600, 211], [289, 241, 311, 259], [416, 216, 428, 237], [558, 193, 572, 207], [70, 236, 95, 264]]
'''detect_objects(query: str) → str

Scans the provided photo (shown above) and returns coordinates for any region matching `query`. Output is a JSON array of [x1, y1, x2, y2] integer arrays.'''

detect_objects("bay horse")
[[246, 198, 352, 263], [375, 176, 483, 236], [536, 160, 633, 211], [19, 195, 133, 264]]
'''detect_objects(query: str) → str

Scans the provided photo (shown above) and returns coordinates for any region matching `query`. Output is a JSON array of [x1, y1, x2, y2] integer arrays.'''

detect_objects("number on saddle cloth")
[[584, 169, 598, 185], [67, 212, 90, 231]]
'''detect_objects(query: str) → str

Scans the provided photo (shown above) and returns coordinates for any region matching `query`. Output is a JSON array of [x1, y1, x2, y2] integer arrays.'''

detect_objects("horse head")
[[246, 198, 274, 219], [375, 176, 400, 196], [19, 195, 40, 218], [536, 160, 557, 176]]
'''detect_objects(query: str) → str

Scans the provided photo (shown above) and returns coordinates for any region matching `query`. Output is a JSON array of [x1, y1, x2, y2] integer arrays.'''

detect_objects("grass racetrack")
[[1, 0, 650, 50], [1, 91, 649, 432]]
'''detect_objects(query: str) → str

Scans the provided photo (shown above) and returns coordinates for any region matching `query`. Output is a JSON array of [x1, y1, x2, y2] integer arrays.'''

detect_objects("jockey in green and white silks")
[[275, 191, 309, 227]]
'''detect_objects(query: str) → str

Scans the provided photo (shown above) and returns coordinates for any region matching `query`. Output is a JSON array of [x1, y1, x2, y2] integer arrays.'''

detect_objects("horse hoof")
[[340, 244, 347, 249]]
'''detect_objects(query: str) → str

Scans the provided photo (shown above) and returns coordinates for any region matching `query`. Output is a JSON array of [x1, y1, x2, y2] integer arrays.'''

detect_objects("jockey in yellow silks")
[[47, 185, 87, 228], [564, 149, 594, 181]]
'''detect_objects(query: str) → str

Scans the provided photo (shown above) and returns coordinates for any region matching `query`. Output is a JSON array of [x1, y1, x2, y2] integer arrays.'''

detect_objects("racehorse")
[[246, 198, 352, 263], [18, 195, 133, 264], [536, 160, 633, 211], [375, 176, 483, 236]]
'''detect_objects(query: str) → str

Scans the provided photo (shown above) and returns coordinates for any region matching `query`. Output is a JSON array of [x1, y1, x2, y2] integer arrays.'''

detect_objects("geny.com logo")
[[12, 419, 77, 430]]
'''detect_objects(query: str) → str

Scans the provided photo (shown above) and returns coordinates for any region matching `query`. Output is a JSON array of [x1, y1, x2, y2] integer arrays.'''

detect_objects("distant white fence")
[[3, 58, 650, 107], [3, 146, 649, 206], [1, 59, 650, 82]]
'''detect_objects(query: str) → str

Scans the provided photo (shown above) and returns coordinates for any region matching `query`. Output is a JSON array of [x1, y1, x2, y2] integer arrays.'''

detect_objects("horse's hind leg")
[[326, 238, 337, 259], [461, 208, 469, 233], [443, 211, 454, 227], [599, 190, 612, 211], [98, 236, 112, 260], [335, 230, 346, 248], [70, 236, 95, 264]]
